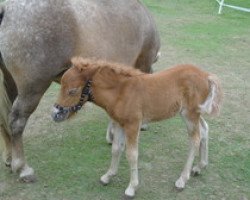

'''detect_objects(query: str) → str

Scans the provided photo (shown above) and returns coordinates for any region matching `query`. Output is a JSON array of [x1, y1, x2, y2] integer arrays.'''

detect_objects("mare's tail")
[[0, 55, 12, 130], [0, 4, 4, 25], [154, 51, 161, 63], [199, 74, 223, 116], [0, 5, 17, 130]]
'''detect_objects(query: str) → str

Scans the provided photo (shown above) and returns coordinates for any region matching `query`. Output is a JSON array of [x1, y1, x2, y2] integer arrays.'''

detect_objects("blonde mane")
[[71, 57, 145, 78]]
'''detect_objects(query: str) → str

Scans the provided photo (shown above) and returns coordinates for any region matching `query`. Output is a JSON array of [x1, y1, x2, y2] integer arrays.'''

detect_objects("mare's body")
[[0, 0, 160, 181]]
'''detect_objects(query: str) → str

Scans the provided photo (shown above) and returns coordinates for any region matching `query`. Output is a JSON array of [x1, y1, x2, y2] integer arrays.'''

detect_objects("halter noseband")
[[54, 80, 93, 114]]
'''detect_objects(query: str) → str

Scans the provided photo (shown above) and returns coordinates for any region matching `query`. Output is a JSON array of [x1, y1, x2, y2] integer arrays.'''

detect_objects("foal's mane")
[[71, 57, 145, 78]]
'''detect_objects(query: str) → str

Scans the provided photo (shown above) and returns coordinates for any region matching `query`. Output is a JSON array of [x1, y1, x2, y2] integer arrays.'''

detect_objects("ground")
[[0, 0, 250, 200]]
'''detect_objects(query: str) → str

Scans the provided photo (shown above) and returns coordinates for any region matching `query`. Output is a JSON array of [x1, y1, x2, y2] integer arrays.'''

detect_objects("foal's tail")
[[199, 74, 223, 116]]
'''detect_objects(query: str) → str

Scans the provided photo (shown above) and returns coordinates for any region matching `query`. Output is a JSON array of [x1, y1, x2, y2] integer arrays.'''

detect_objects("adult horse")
[[0, 0, 160, 182]]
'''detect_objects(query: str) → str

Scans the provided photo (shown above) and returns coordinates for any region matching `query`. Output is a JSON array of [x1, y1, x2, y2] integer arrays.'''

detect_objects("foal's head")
[[52, 57, 95, 122]]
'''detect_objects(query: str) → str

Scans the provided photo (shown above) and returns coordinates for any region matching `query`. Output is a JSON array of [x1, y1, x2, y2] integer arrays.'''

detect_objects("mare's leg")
[[192, 117, 209, 175], [175, 112, 201, 189], [123, 122, 140, 198], [101, 122, 125, 184], [0, 125, 12, 167], [9, 82, 51, 182]]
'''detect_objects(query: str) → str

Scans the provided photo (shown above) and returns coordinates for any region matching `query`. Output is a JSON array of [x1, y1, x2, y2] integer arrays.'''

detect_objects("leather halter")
[[54, 80, 93, 114]]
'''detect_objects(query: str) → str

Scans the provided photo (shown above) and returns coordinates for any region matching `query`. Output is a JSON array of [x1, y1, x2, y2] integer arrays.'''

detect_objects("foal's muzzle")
[[51, 80, 93, 122], [51, 106, 70, 122]]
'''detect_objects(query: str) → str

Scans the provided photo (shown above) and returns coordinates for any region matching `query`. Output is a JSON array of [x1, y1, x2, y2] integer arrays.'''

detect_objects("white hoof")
[[125, 187, 135, 198], [140, 124, 148, 131], [192, 165, 201, 176], [175, 177, 186, 189], [100, 174, 110, 185], [19, 165, 36, 182]]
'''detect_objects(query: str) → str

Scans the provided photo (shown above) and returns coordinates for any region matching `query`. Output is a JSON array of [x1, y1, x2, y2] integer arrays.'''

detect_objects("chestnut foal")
[[52, 57, 223, 198]]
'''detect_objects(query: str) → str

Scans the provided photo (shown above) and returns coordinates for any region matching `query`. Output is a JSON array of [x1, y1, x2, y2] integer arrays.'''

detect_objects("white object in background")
[[216, 0, 250, 14]]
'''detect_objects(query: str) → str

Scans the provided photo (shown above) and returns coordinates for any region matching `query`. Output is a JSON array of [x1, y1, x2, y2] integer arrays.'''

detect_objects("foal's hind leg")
[[0, 125, 12, 167], [9, 82, 51, 182], [106, 120, 115, 144], [175, 112, 201, 189], [192, 117, 209, 175]]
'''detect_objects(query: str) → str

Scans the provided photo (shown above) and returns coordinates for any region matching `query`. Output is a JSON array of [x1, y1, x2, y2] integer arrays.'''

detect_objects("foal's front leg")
[[100, 122, 125, 184], [123, 122, 140, 198]]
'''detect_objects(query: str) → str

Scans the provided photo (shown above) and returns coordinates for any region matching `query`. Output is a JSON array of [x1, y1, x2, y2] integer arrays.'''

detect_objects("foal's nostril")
[[51, 112, 59, 122], [51, 107, 67, 122], [52, 112, 64, 122]]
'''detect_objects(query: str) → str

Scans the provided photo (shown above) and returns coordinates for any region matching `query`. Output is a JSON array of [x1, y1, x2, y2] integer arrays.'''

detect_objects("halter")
[[54, 80, 93, 114]]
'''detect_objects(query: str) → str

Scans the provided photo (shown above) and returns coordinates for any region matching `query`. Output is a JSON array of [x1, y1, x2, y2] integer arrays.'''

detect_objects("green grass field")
[[0, 0, 250, 199]]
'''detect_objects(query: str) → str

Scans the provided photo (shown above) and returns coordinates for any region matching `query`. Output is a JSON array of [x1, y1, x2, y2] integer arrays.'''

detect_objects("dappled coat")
[[0, 0, 160, 182]]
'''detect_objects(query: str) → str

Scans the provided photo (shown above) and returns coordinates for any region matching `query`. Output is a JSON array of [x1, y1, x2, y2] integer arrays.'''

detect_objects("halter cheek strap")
[[54, 80, 93, 114]]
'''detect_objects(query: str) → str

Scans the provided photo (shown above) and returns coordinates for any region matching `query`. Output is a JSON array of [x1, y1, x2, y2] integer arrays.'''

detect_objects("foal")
[[52, 57, 223, 198]]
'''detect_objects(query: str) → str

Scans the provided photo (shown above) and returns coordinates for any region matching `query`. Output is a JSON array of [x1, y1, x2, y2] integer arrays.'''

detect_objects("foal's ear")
[[71, 57, 90, 70]]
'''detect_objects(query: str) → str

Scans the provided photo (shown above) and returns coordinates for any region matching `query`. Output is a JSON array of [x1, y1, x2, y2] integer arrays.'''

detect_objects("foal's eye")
[[68, 88, 78, 96]]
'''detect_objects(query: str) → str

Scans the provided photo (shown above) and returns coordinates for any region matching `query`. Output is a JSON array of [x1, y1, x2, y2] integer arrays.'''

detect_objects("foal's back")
[[138, 65, 210, 122]]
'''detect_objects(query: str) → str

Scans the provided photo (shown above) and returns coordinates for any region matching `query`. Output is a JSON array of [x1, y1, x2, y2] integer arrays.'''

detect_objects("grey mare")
[[0, 0, 160, 182]]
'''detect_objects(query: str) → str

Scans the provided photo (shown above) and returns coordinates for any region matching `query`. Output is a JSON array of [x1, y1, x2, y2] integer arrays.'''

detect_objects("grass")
[[1, 0, 250, 199]]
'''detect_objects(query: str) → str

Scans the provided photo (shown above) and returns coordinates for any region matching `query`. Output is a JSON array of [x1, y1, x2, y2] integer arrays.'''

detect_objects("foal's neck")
[[91, 69, 133, 111]]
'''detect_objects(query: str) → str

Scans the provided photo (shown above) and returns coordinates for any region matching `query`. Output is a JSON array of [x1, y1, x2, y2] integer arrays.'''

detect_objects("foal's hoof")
[[175, 177, 185, 190], [191, 167, 201, 177], [140, 124, 148, 131], [124, 187, 136, 199], [123, 194, 135, 200], [99, 179, 109, 186]]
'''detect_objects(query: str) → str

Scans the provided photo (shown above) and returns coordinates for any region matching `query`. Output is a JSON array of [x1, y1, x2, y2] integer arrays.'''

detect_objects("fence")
[[216, 0, 250, 14]]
